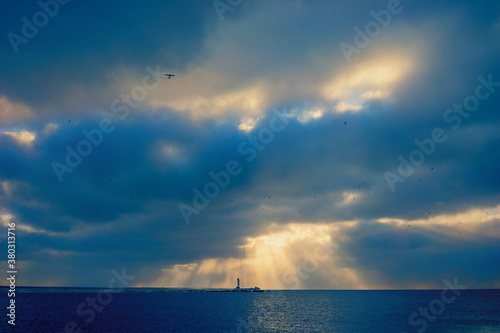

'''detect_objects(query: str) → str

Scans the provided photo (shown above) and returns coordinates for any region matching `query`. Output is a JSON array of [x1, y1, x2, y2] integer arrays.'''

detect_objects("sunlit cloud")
[[18, 224, 61, 236], [3, 129, 36, 147], [1, 0, 499, 291], [335, 102, 362, 113], [42, 123, 59, 136], [238, 115, 263, 132], [297, 108, 324, 123], [149, 222, 367, 290], [360, 89, 388, 100], [147, 65, 268, 119], [0, 211, 61, 236], [160, 143, 181, 159], [336, 191, 363, 207], [0, 96, 33, 124], [285, 106, 327, 123], [1, 181, 14, 196], [377, 204, 500, 238], [40, 248, 79, 256], [0, 212, 15, 227], [322, 51, 415, 111], [152, 141, 189, 165], [148, 205, 500, 290]]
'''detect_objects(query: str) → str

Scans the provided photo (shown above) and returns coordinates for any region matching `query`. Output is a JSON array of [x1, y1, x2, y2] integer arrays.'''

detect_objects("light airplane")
[[164, 74, 175, 79]]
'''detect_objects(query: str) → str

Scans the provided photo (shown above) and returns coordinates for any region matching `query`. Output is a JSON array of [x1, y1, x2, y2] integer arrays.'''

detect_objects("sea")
[[1, 288, 499, 332]]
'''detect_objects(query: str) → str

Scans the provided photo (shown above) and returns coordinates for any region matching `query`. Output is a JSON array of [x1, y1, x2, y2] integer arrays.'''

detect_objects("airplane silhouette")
[[164, 74, 175, 79]]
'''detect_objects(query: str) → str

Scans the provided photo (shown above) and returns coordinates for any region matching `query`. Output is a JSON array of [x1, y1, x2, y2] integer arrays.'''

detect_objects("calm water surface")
[[1, 289, 499, 332]]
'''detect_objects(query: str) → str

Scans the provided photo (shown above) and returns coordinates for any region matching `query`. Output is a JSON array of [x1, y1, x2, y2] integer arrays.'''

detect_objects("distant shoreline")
[[1, 286, 499, 293]]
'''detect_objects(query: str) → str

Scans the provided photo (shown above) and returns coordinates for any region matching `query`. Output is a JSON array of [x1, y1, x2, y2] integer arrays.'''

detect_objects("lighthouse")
[[237, 278, 240, 289]]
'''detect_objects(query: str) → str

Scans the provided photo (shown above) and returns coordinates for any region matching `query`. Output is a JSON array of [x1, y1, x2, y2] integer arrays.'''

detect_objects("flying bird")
[[164, 74, 175, 79]]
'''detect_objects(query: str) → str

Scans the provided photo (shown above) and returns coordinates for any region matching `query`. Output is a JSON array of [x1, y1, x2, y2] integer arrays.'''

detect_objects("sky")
[[0, 0, 500, 290]]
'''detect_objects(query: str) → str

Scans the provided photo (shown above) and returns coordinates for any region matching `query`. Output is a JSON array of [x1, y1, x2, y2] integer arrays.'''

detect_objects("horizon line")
[[2, 286, 499, 292]]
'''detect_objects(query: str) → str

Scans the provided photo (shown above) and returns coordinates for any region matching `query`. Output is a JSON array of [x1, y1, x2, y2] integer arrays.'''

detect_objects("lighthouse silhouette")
[[237, 278, 240, 289]]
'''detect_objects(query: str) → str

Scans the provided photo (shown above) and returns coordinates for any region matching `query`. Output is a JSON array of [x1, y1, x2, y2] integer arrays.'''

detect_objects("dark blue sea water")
[[1, 288, 499, 332]]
